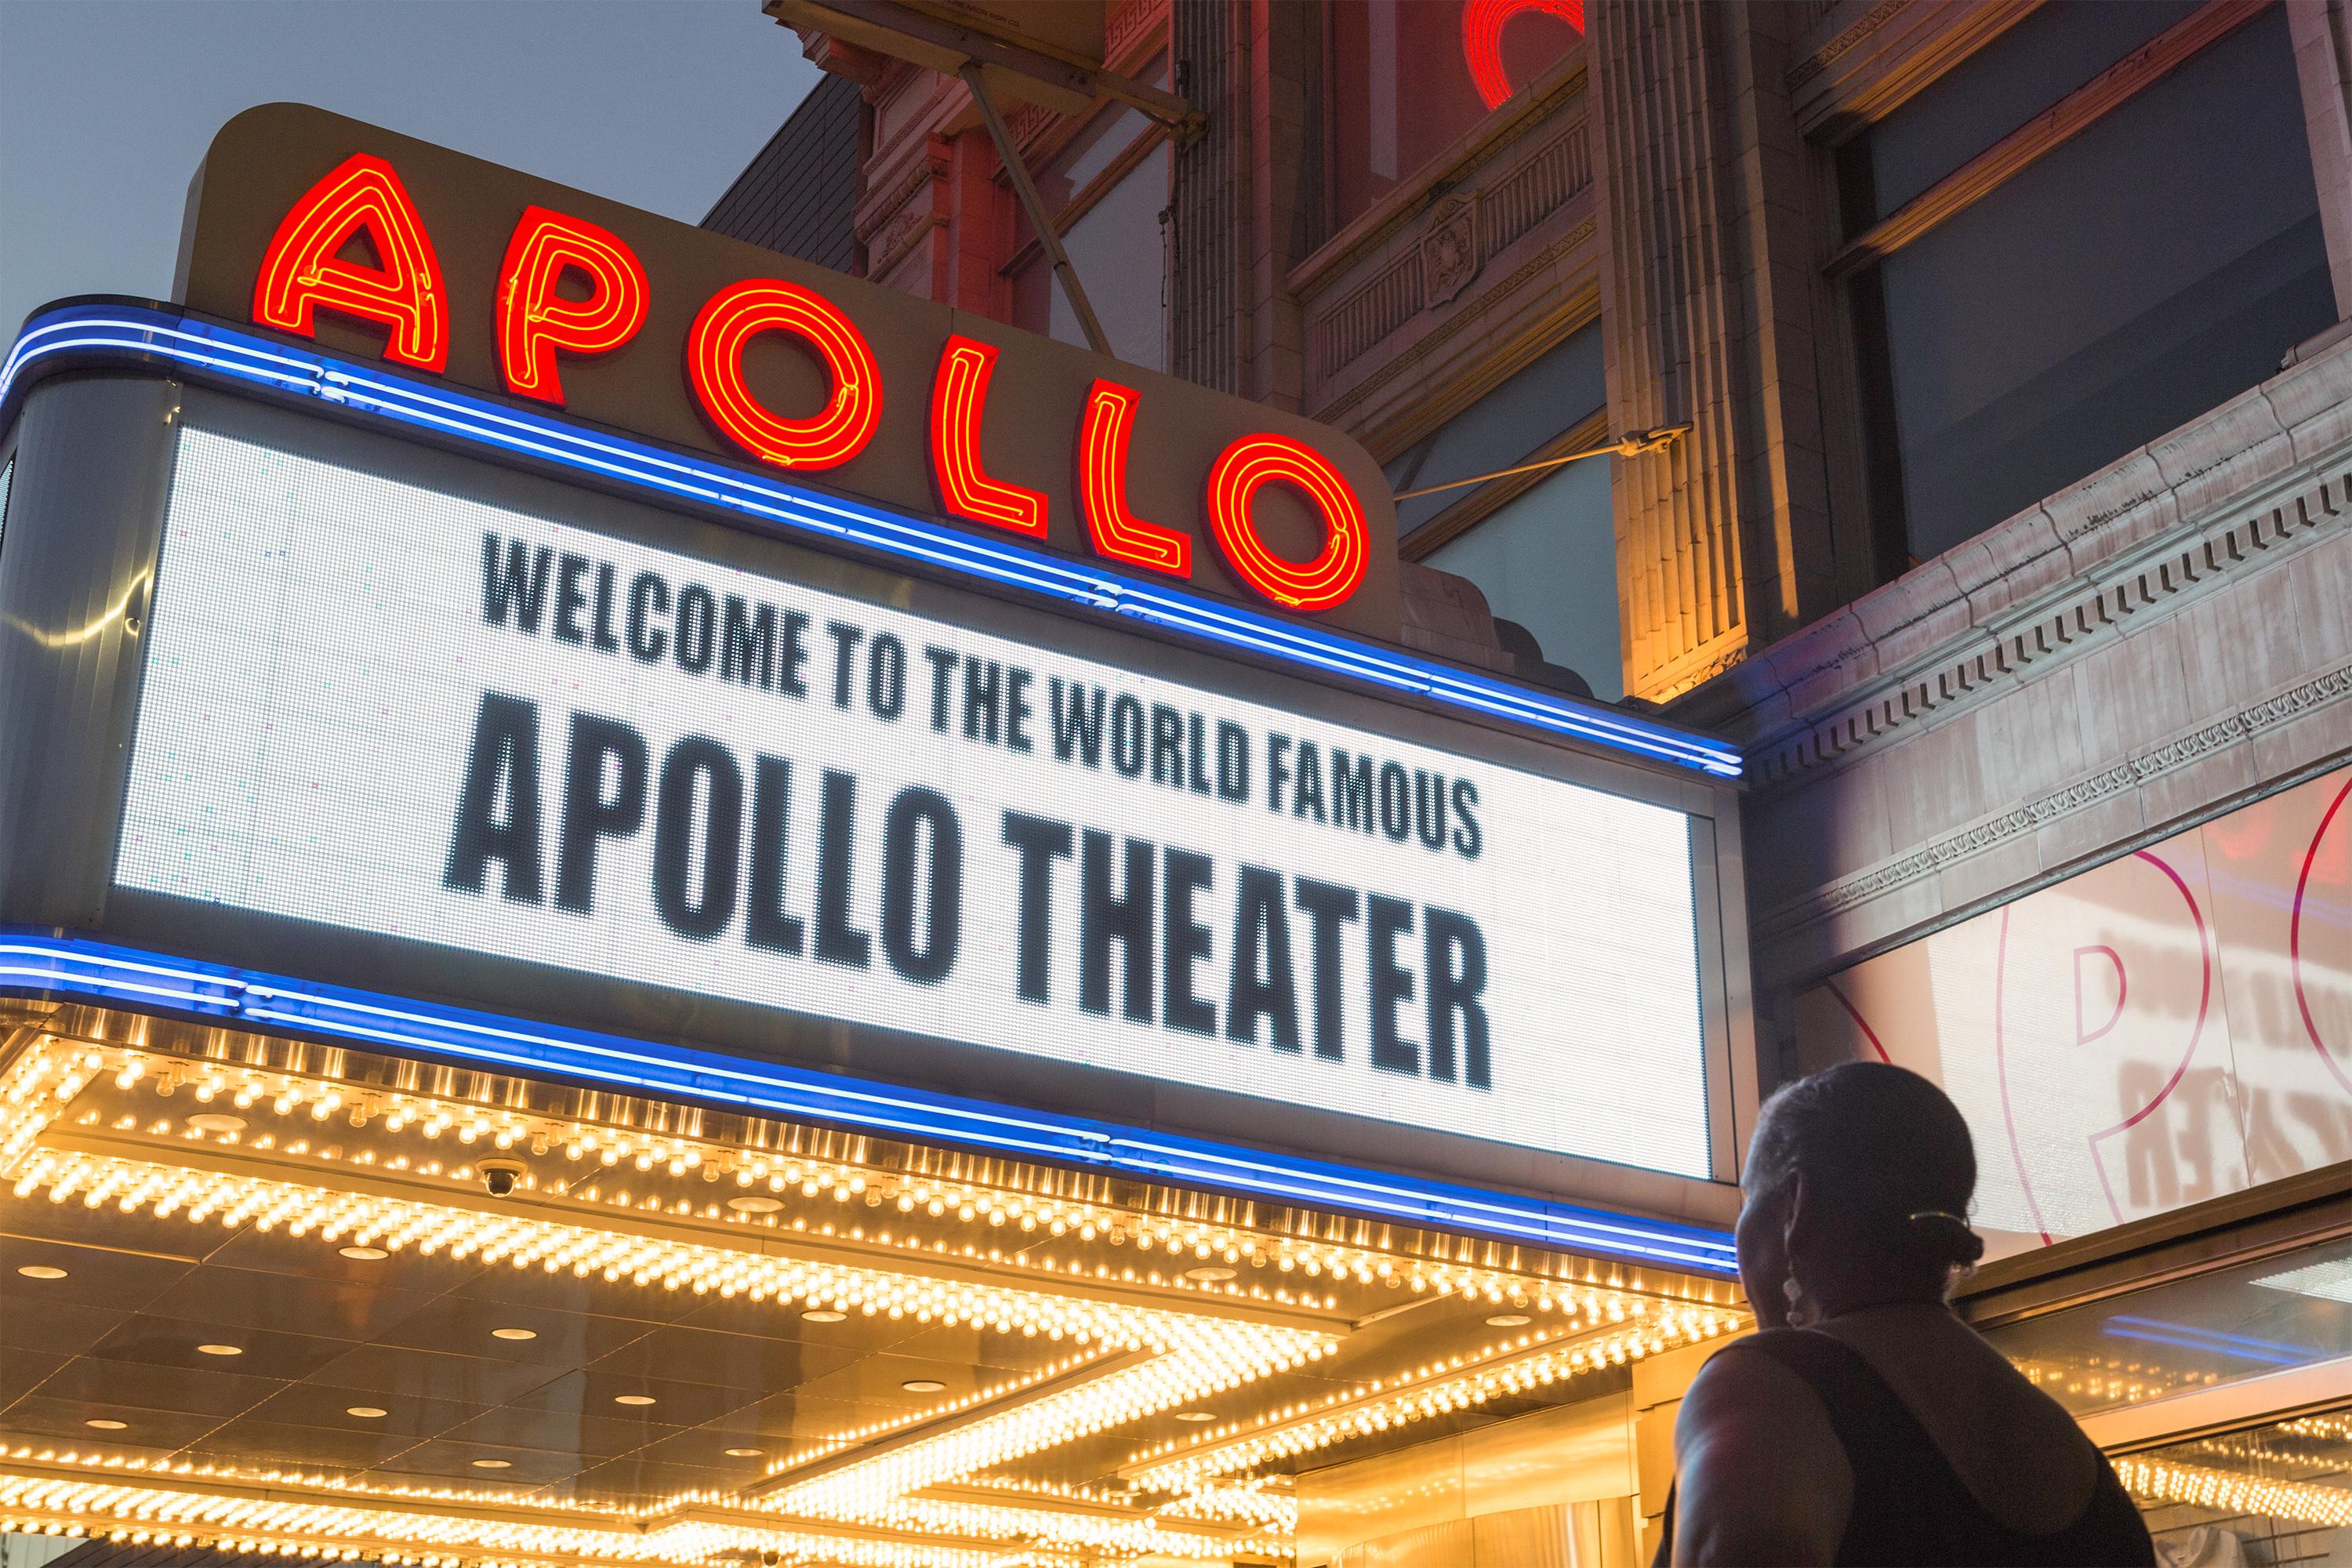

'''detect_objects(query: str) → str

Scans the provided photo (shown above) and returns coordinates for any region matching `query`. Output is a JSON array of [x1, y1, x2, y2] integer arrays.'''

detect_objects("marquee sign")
[[111, 421, 1715, 1180], [176, 104, 1402, 636]]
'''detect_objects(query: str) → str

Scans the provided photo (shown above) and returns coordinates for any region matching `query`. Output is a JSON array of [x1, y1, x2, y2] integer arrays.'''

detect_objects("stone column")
[[1170, 0, 1242, 391], [2289, 0, 2352, 320], [1590, 0, 1842, 701]]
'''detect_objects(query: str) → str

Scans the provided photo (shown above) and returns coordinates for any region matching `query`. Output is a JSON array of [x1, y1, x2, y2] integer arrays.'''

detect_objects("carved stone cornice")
[[1751, 657, 2352, 940], [1685, 338, 2352, 789], [1313, 227, 1593, 434]]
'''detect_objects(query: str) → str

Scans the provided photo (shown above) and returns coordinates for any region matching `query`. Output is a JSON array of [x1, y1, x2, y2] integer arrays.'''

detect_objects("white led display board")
[[117, 430, 1711, 1178]]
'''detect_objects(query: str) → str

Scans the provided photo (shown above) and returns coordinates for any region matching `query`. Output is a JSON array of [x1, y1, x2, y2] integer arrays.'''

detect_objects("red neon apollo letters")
[[252, 152, 450, 372], [245, 153, 1375, 614], [931, 335, 1048, 537], [1204, 436, 1372, 612], [686, 278, 882, 470], [1461, 0, 1585, 111], [495, 207, 650, 405], [1077, 380, 1190, 576]]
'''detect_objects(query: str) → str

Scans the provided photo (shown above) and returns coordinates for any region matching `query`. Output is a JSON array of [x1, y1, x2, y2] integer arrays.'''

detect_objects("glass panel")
[[1796, 764, 2352, 1263], [1848, 0, 2198, 227], [2124, 1409, 2352, 1559], [1861, 7, 2332, 565], [1012, 143, 1171, 370], [1327, 0, 1582, 231], [1425, 457, 1621, 700], [1385, 324, 1605, 535], [1987, 1233, 2352, 1420]]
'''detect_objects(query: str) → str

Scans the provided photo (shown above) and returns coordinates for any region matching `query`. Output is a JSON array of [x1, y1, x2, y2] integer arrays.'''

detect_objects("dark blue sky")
[[1, 1, 821, 338]]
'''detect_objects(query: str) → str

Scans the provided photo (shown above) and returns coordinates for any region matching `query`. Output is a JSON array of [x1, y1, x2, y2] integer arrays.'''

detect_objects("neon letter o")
[[686, 279, 881, 470], [1203, 435, 1370, 612]]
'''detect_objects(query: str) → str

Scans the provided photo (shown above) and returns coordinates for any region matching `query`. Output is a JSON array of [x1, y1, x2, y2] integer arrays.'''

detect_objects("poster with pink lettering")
[[1795, 765, 2352, 1261]]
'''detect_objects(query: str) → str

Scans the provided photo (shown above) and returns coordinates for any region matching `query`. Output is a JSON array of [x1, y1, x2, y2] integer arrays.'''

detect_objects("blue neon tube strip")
[[0, 930, 1738, 1274], [0, 303, 1741, 779]]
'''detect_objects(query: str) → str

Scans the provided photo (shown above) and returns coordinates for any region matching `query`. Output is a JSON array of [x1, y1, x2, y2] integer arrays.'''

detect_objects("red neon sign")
[[929, 335, 1047, 537], [1203, 435, 1371, 612], [495, 206, 650, 405], [685, 278, 881, 470], [251, 152, 449, 372], [240, 143, 1380, 617], [1076, 379, 1190, 576], [1461, 0, 1584, 111]]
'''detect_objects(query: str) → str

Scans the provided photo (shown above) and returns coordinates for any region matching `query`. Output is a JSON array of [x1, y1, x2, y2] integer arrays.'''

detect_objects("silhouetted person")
[[1659, 1062, 2154, 1566]]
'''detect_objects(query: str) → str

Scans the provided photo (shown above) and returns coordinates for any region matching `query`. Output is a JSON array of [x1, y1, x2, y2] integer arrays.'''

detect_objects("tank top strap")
[[1726, 1327, 1989, 1562], [1726, 1327, 1934, 1468]]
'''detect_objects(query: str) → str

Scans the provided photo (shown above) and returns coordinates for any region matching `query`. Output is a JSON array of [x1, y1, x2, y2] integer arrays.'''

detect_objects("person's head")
[[1736, 1062, 1986, 1328]]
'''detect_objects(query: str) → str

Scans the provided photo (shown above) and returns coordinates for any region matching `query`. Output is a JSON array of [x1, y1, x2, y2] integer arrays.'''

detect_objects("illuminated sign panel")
[[116, 429, 1711, 1178], [177, 104, 1402, 637]]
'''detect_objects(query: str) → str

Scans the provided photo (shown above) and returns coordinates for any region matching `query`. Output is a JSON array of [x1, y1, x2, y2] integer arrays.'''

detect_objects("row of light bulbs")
[[2115, 1455, 2352, 1527], [85, 1040, 1704, 1313], [9, 1143, 1262, 1355], [765, 1332, 1331, 1519], [0, 1441, 1269, 1568], [1155, 1479, 1298, 1531], [0, 1467, 1173, 1568], [1132, 1308, 1743, 1490], [2013, 1353, 2223, 1408]]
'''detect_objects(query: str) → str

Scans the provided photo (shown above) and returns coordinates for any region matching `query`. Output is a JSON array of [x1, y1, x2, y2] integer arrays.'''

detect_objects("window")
[[1844, 4, 2336, 570], [1387, 324, 1621, 699], [1325, 0, 1584, 235], [1009, 61, 1172, 372]]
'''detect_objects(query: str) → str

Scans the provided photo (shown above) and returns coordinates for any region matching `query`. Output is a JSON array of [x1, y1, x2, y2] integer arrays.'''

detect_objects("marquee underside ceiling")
[[0, 1005, 1744, 1566]]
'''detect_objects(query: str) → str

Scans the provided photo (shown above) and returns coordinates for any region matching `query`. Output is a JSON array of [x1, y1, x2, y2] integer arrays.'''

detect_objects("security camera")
[[761, 1552, 781, 1567], [478, 1158, 524, 1198]]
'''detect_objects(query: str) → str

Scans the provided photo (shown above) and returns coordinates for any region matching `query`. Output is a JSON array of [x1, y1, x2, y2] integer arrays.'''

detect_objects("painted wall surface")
[[1795, 764, 2352, 1260]]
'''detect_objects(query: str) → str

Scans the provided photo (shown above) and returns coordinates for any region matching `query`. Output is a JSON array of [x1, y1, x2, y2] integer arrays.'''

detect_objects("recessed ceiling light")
[[723, 1447, 764, 1457], [801, 1309, 848, 1323], [339, 1245, 389, 1261], [470, 1458, 512, 1469], [1173, 1411, 1217, 1422], [347, 1406, 387, 1419], [726, 1196, 783, 1214], [490, 1327, 538, 1341], [1486, 1314, 1533, 1327], [195, 1343, 243, 1356], [901, 1379, 946, 1393], [613, 1394, 657, 1406], [1184, 1266, 1237, 1282], [187, 1113, 246, 1134], [15, 1265, 66, 1280], [84, 1419, 128, 1430]]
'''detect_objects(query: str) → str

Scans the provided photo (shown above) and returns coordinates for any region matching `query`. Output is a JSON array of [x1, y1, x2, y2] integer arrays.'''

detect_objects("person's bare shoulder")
[[1670, 1342, 1853, 1567]]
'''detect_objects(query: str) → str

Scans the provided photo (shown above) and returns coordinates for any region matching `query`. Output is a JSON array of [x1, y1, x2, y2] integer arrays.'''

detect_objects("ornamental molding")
[[852, 157, 942, 244], [1786, 0, 1909, 89], [1736, 453, 2352, 787], [1316, 226, 1592, 427], [1751, 657, 2352, 938], [1307, 118, 1593, 394], [1421, 195, 1481, 307]]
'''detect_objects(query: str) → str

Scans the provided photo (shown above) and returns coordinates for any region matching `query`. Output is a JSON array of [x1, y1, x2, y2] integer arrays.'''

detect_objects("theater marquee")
[[0, 104, 1752, 1210]]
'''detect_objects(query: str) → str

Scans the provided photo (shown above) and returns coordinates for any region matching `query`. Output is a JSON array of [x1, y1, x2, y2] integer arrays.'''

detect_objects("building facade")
[[742, 0, 2352, 1558]]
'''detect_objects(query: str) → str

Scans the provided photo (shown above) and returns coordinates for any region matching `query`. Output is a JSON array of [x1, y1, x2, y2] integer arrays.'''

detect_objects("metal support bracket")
[[960, 61, 1115, 359]]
